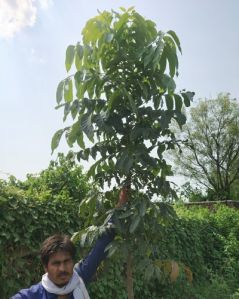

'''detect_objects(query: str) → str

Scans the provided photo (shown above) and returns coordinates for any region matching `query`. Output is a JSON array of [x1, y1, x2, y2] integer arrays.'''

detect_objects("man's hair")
[[40, 234, 76, 266]]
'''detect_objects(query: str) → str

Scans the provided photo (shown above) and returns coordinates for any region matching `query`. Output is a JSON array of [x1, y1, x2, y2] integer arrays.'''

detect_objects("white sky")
[[0, 0, 239, 180]]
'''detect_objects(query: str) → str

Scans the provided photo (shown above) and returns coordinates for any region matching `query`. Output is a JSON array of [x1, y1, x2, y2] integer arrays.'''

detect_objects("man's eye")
[[52, 262, 60, 266]]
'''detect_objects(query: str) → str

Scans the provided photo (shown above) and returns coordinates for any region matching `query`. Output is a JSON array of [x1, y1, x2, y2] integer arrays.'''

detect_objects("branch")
[[187, 129, 218, 191]]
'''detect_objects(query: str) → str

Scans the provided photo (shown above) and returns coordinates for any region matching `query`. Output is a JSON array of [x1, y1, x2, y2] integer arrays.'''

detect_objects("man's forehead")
[[49, 250, 72, 262]]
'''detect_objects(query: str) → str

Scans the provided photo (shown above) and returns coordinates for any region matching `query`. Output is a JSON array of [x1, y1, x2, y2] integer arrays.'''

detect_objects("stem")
[[126, 251, 134, 299]]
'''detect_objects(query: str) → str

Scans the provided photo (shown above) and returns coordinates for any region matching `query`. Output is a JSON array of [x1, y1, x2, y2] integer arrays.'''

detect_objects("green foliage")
[[53, 8, 195, 298], [72, 188, 177, 279], [0, 194, 81, 298], [176, 182, 208, 202], [11, 152, 91, 202], [53, 8, 194, 197], [0, 153, 90, 298], [170, 93, 239, 200], [88, 205, 239, 299], [1, 188, 239, 298]]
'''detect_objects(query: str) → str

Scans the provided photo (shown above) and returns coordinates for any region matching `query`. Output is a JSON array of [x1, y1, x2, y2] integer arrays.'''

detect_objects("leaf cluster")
[[5, 152, 91, 202], [0, 154, 90, 298], [0, 193, 81, 298], [170, 93, 239, 200], [52, 8, 194, 197], [2, 183, 239, 299]]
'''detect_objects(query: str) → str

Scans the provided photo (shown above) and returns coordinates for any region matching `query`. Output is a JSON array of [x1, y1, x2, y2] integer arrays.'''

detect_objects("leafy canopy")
[[2, 152, 90, 202], [170, 93, 239, 200], [52, 7, 194, 199]]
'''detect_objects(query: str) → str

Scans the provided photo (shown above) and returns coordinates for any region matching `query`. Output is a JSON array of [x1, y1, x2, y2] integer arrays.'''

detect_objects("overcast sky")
[[0, 0, 239, 181]]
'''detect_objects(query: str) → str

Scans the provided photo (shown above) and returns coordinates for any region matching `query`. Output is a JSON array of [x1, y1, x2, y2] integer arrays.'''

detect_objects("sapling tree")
[[52, 7, 194, 299]]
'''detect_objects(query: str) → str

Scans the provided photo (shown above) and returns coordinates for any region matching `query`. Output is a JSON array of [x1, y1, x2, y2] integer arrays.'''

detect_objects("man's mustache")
[[58, 272, 70, 277]]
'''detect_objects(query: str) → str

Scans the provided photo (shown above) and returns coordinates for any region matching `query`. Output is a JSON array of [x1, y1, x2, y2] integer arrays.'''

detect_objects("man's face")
[[44, 250, 74, 287]]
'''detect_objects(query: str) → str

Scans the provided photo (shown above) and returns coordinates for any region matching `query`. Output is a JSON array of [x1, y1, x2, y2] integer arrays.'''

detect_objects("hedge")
[[1, 194, 239, 298], [0, 193, 81, 298]]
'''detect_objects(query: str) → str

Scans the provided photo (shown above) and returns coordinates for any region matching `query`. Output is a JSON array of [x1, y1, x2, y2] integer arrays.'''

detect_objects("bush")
[[0, 153, 90, 298], [1, 179, 239, 298], [0, 194, 82, 298]]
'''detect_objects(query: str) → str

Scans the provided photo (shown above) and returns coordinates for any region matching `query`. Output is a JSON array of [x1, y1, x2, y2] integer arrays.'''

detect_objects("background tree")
[[170, 93, 239, 201], [53, 7, 194, 298], [6, 152, 90, 202]]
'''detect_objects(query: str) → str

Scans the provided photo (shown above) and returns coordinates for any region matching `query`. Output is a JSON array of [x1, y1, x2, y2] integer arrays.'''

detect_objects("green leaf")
[[119, 7, 127, 12], [89, 77, 97, 99], [129, 215, 140, 233], [64, 79, 73, 102], [136, 81, 146, 100], [116, 153, 133, 174], [167, 46, 176, 77], [139, 201, 146, 216], [144, 47, 155, 67], [128, 6, 135, 11], [159, 50, 167, 73], [174, 94, 183, 111], [65, 45, 75, 72], [165, 94, 174, 110], [157, 143, 166, 158], [76, 43, 84, 60], [174, 111, 187, 128], [74, 71, 85, 99], [126, 92, 137, 115], [81, 113, 94, 142], [168, 78, 176, 93], [87, 162, 97, 178], [152, 42, 164, 69], [82, 18, 103, 44], [74, 71, 84, 84], [51, 129, 64, 153], [77, 132, 85, 149], [56, 81, 64, 104], [160, 111, 173, 130], [67, 120, 81, 147], [108, 91, 121, 111], [161, 74, 176, 93], [182, 91, 194, 107], [95, 79, 105, 98], [77, 149, 90, 161], [118, 210, 134, 219], [75, 43, 84, 70], [152, 32, 165, 67], [70, 100, 80, 119], [63, 103, 71, 121], [130, 125, 142, 141], [108, 113, 124, 133], [153, 95, 162, 109], [163, 37, 178, 77], [167, 30, 182, 53], [114, 12, 129, 30], [105, 32, 114, 43]]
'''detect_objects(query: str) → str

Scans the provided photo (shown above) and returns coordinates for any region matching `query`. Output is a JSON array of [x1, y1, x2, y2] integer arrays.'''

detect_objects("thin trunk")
[[126, 251, 134, 299]]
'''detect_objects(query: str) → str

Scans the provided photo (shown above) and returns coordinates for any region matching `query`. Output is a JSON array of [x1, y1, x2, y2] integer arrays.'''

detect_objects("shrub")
[[1, 187, 239, 298]]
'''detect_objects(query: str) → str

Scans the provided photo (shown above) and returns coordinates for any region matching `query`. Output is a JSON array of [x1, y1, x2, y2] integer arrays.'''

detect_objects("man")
[[11, 188, 129, 299]]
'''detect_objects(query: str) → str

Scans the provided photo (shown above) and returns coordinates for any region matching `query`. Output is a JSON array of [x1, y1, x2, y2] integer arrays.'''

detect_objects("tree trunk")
[[126, 251, 134, 299]]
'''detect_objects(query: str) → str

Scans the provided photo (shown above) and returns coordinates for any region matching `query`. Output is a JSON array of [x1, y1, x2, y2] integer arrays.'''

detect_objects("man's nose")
[[59, 262, 66, 272]]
